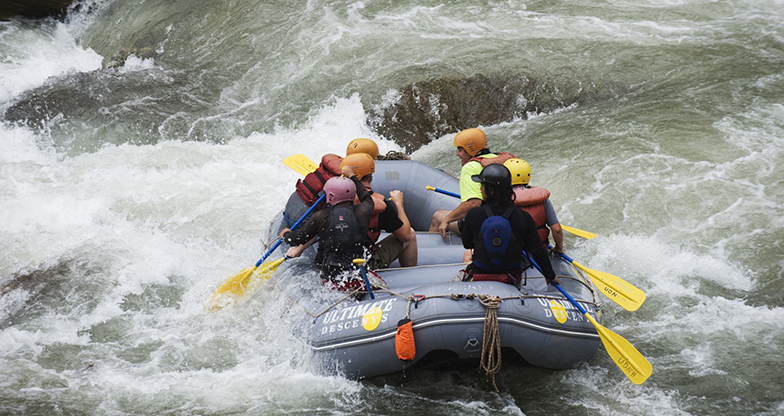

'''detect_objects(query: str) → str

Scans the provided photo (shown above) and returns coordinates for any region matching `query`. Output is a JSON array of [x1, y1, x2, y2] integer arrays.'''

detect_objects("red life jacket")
[[468, 152, 516, 167], [513, 185, 551, 245], [295, 153, 343, 205], [367, 192, 388, 243]]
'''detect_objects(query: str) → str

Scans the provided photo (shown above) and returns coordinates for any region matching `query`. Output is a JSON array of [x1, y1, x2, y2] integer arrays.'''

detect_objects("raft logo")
[[539, 298, 592, 323], [319, 298, 397, 334], [361, 307, 383, 331], [549, 300, 568, 324]]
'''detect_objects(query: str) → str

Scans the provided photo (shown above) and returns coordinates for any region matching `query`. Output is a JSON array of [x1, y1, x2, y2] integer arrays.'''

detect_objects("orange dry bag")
[[395, 318, 416, 361]]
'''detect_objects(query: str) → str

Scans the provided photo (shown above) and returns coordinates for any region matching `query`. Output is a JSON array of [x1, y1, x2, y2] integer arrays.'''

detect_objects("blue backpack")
[[474, 205, 521, 271]]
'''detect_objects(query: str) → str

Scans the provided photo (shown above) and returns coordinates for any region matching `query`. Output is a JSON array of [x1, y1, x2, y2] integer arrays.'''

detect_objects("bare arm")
[[389, 190, 413, 243], [549, 223, 565, 255], [438, 198, 481, 239]]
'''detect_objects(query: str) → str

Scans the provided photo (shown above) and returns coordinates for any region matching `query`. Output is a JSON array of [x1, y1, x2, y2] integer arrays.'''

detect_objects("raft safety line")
[[309, 314, 600, 351]]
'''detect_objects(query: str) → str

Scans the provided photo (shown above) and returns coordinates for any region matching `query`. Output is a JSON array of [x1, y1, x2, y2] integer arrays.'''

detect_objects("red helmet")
[[323, 177, 356, 205]]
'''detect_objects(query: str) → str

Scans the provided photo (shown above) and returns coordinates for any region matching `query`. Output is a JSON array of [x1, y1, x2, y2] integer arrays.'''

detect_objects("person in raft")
[[429, 128, 517, 239], [351, 152, 417, 269], [283, 138, 379, 227], [280, 164, 375, 288], [503, 158, 565, 256], [460, 163, 559, 286], [285, 151, 418, 269]]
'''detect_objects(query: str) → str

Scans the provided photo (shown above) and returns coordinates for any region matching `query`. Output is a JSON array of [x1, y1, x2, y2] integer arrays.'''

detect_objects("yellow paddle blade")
[[562, 225, 598, 239], [259, 257, 286, 279], [283, 154, 318, 176], [573, 261, 646, 312], [585, 314, 652, 384], [213, 266, 257, 297], [205, 258, 286, 311]]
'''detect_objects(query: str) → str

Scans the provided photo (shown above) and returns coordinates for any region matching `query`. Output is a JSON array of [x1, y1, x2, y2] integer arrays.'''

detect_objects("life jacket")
[[472, 205, 523, 272], [513, 185, 551, 245], [318, 204, 371, 270], [468, 152, 516, 167], [366, 192, 388, 243], [295, 153, 343, 205]]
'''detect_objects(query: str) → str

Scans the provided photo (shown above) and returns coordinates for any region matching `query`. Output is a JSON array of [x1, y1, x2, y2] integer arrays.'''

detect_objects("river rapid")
[[1, 1, 783, 415]]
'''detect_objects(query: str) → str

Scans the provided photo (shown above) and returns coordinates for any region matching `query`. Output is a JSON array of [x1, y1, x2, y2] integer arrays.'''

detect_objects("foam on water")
[[0, 91, 407, 413], [2, 0, 784, 414], [0, 21, 102, 104]]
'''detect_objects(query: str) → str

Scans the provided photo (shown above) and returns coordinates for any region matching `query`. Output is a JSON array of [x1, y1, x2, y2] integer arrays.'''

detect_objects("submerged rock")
[[0, 0, 75, 20], [366, 73, 589, 152]]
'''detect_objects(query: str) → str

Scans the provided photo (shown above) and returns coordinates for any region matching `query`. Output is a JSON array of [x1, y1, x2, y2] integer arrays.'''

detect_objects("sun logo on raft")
[[362, 307, 383, 331], [549, 300, 568, 324]]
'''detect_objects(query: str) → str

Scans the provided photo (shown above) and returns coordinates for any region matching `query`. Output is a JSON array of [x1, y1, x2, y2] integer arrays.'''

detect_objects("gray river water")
[[1, 0, 783, 414]]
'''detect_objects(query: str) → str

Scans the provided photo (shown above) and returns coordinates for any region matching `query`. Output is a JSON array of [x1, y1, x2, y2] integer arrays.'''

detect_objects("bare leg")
[[429, 209, 462, 235], [429, 209, 450, 232], [398, 228, 418, 267]]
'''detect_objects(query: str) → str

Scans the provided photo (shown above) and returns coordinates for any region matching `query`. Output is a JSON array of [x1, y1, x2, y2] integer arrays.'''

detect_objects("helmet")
[[323, 176, 356, 205], [504, 158, 531, 185], [453, 128, 487, 156], [346, 138, 379, 159], [471, 163, 512, 187], [340, 152, 375, 180]]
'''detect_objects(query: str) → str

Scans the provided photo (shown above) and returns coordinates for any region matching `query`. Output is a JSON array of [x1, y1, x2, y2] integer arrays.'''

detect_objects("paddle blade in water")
[[574, 261, 646, 312], [205, 266, 256, 311], [585, 314, 652, 384]]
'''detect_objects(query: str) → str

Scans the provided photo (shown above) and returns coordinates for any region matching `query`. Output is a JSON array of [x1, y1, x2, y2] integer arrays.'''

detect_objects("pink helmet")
[[323, 177, 356, 206]]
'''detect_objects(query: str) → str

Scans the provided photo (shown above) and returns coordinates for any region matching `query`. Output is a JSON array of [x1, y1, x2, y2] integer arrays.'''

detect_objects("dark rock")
[[366, 73, 589, 152], [2, 66, 213, 153], [0, 0, 75, 20]]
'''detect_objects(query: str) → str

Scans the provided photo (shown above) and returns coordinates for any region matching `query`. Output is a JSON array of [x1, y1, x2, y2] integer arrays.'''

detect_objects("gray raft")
[[267, 160, 602, 379]]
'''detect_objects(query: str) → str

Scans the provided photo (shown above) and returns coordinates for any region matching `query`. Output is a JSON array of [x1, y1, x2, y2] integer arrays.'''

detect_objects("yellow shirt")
[[459, 153, 497, 202]]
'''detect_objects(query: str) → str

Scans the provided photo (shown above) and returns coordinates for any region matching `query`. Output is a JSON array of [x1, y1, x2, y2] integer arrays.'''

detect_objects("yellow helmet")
[[340, 152, 375, 180], [346, 138, 379, 159], [453, 128, 487, 156], [504, 158, 531, 185]]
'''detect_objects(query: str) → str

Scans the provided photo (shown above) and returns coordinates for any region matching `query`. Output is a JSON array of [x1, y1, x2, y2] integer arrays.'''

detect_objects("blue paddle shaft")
[[553, 283, 588, 315], [431, 187, 460, 199], [359, 265, 375, 299], [254, 194, 326, 268]]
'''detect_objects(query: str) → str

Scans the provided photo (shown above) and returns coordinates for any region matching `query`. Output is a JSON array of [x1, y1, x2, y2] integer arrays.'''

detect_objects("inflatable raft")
[[265, 160, 603, 380]]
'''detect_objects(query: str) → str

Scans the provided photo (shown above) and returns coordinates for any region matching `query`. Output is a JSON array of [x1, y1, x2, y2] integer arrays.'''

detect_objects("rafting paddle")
[[523, 252, 652, 384], [553, 283, 652, 384], [560, 225, 598, 239], [425, 185, 597, 240], [353, 259, 375, 299], [206, 194, 325, 310], [283, 154, 319, 176], [551, 245, 646, 312]]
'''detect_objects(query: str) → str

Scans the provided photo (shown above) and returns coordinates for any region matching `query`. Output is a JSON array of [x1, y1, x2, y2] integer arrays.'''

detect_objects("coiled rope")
[[478, 294, 503, 392]]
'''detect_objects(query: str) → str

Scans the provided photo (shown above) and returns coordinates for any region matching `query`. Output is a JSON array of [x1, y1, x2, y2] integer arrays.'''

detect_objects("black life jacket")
[[472, 205, 523, 272], [319, 204, 371, 269]]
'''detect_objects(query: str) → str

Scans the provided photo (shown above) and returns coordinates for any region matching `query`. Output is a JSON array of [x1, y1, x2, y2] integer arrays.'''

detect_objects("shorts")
[[366, 234, 405, 270]]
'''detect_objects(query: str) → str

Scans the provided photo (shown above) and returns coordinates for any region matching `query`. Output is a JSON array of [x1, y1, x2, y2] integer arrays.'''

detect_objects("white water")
[[2, 1, 784, 415]]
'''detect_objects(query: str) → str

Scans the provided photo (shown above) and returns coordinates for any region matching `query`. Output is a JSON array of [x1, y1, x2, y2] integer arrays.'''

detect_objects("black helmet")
[[471, 163, 512, 187]]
